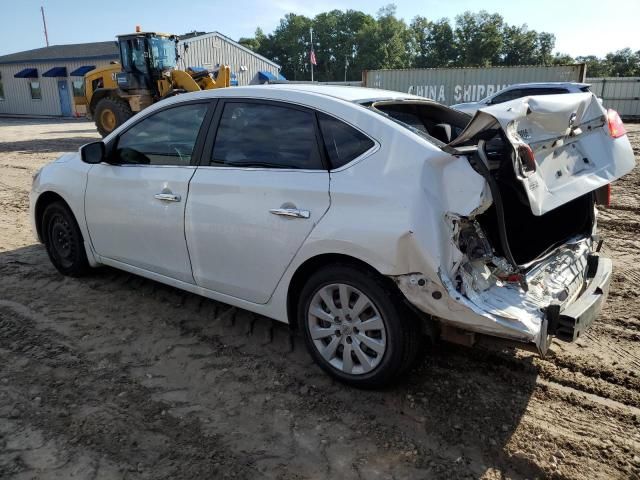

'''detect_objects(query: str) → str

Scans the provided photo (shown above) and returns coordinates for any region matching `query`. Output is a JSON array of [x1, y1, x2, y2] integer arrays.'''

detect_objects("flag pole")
[[310, 27, 314, 82]]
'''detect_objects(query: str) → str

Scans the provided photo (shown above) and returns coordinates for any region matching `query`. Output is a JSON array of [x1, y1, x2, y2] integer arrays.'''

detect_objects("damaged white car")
[[30, 85, 635, 387]]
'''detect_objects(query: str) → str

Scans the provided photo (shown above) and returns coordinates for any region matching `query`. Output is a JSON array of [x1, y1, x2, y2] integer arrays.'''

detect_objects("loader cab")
[[116, 32, 178, 95]]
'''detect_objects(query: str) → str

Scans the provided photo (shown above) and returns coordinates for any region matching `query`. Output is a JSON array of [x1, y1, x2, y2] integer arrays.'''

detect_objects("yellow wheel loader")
[[75, 30, 231, 136]]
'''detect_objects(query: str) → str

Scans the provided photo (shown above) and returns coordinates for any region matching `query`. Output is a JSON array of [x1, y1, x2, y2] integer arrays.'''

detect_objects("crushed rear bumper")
[[546, 255, 612, 342]]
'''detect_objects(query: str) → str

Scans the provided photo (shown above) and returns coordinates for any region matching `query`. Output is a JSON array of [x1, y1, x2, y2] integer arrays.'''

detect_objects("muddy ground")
[[0, 117, 639, 480]]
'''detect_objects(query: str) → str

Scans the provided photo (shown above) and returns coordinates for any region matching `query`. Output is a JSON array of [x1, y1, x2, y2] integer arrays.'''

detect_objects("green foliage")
[[238, 6, 638, 80]]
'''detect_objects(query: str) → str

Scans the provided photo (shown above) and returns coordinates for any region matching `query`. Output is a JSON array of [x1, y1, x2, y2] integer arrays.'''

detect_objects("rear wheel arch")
[[286, 253, 401, 331]]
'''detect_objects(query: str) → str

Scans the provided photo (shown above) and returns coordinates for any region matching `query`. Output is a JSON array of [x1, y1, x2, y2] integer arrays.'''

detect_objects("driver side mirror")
[[80, 141, 105, 164]]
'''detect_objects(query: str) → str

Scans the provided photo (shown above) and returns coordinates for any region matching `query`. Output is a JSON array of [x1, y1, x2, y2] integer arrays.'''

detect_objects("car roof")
[[184, 83, 426, 104], [502, 82, 590, 90]]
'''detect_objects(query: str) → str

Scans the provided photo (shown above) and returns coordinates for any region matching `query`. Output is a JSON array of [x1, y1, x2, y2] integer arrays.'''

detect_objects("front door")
[[186, 100, 331, 304], [85, 101, 212, 283], [57, 80, 72, 117]]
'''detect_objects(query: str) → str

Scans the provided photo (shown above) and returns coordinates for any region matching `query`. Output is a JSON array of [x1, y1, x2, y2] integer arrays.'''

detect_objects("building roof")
[[179, 31, 281, 69], [0, 41, 118, 65]]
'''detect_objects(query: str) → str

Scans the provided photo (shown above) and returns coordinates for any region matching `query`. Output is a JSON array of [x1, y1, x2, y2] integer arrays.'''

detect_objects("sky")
[[1, 0, 639, 58]]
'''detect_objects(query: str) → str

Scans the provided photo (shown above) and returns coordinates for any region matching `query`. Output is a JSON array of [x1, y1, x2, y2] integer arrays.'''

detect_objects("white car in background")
[[30, 85, 634, 387], [451, 82, 592, 115]]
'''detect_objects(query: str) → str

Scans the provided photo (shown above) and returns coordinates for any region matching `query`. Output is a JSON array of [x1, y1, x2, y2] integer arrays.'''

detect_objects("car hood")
[[446, 92, 636, 216]]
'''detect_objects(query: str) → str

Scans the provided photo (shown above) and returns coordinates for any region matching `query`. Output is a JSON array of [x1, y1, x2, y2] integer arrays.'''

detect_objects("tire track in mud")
[[0, 303, 258, 480]]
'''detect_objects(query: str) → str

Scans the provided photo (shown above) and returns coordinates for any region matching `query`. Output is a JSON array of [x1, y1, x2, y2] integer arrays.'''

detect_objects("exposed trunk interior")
[[477, 184, 594, 266], [476, 135, 595, 266]]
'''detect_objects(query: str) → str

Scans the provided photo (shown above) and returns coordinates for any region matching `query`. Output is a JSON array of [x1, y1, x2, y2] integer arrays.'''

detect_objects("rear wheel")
[[42, 201, 89, 276], [94, 97, 133, 137], [298, 264, 422, 388]]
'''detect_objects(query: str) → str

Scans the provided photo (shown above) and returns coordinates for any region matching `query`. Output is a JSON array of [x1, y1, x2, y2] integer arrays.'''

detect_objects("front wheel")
[[42, 201, 89, 276], [298, 265, 421, 388]]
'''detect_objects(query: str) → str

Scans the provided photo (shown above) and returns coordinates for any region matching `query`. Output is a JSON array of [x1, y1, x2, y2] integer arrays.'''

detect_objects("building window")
[[72, 80, 85, 98], [29, 81, 42, 100]]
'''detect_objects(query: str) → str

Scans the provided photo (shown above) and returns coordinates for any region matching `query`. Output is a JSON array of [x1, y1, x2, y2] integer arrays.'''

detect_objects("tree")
[[501, 24, 540, 65], [408, 16, 457, 68], [428, 19, 457, 67], [236, 7, 636, 80], [357, 5, 411, 70], [552, 52, 575, 65], [536, 32, 555, 65], [238, 27, 266, 52], [576, 55, 610, 77], [454, 11, 504, 66], [604, 48, 640, 77]]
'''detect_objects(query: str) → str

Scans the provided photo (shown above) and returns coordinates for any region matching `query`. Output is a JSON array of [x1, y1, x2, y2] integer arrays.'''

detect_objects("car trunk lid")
[[446, 92, 636, 216]]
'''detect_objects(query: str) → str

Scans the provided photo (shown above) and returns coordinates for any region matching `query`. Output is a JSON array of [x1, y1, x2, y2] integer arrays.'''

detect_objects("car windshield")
[[149, 37, 177, 70]]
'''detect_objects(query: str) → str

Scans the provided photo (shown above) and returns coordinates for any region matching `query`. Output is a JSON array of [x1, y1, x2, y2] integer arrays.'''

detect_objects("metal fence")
[[362, 65, 587, 105], [587, 77, 640, 119]]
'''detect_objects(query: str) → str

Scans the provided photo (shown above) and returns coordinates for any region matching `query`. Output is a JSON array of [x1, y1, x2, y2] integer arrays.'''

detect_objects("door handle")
[[154, 192, 181, 202], [269, 208, 310, 219]]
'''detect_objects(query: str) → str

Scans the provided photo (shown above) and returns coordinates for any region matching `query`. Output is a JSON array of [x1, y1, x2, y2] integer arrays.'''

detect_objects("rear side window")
[[318, 113, 375, 169], [522, 88, 569, 96], [211, 102, 323, 170]]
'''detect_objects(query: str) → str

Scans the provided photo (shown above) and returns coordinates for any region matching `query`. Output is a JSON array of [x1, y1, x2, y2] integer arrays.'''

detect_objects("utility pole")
[[41, 6, 49, 47], [310, 27, 314, 82]]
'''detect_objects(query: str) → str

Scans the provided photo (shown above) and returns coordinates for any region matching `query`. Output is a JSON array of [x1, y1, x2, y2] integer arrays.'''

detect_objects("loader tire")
[[94, 97, 133, 137]]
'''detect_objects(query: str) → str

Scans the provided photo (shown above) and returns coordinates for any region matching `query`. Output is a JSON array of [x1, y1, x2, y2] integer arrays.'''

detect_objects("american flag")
[[310, 49, 317, 66]]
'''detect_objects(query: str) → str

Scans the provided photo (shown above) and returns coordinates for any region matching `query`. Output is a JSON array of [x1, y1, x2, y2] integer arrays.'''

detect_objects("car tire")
[[298, 264, 422, 388], [42, 201, 90, 277]]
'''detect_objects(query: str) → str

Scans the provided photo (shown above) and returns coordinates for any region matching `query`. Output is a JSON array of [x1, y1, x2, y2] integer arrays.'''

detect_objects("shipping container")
[[587, 77, 640, 119], [362, 65, 586, 105]]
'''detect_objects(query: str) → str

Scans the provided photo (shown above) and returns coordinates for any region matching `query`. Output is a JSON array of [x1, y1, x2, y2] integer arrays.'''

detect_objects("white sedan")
[[30, 85, 635, 387]]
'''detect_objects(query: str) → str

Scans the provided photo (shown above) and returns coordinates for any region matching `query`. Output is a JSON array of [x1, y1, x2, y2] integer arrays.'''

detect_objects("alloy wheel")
[[307, 283, 387, 375]]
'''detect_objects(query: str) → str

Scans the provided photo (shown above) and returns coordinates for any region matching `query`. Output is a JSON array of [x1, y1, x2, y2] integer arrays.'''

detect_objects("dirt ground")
[[0, 117, 639, 480]]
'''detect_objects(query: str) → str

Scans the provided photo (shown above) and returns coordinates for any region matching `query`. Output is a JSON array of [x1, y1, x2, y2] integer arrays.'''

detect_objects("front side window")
[[29, 81, 42, 100], [113, 102, 208, 166], [211, 102, 324, 170], [149, 37, 177, 71], [72, 80, 85, 97], [318, 113, 375, 169]]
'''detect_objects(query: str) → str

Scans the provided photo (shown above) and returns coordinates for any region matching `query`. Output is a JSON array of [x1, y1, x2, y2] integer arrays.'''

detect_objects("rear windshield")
[[367, 101, 471, 145], [580, 86, 591, 92]]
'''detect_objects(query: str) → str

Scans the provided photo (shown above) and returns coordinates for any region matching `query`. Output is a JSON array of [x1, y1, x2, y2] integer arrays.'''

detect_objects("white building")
[[0, 42, 119, 117], [177, 31, 283, 86]]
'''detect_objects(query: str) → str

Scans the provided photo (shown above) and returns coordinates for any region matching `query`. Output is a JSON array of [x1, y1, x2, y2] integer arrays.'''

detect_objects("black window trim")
[[199, 97, 331, 172], [104, 98, 218, 168]]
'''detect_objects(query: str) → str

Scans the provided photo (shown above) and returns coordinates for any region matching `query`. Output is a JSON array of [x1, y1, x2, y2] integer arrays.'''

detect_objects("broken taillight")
[[607, 109, 626, 138], [518, 144, 536, 173]]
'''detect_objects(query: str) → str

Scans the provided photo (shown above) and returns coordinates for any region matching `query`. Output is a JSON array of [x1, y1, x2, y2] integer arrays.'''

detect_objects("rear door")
[[186, 99, 331, 304], [449, 92, 636, 215]]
